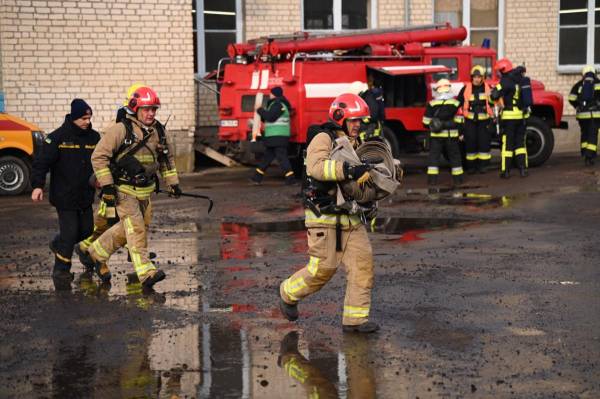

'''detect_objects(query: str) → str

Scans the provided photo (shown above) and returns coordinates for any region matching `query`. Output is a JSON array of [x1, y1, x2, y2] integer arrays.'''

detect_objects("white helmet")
[[348, 81, 368, 95]]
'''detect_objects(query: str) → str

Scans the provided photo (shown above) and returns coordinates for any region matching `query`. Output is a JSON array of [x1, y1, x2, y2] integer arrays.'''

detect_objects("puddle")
[[220, 222, 307, 260], [371, 216, 475, 235], [219, 216, 483, 250]]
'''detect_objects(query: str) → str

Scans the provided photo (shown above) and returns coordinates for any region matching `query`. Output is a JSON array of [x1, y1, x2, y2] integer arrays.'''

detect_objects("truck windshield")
[[432, 57, 458, 80]]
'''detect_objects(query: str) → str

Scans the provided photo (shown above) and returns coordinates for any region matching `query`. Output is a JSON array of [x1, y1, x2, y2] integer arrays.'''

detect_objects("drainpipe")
[[404, 0, 410, 26]]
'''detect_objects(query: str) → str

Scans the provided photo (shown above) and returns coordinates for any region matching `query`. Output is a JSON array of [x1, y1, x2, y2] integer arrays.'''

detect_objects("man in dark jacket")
[[250, 86, 295, 185], [31, 99, 100, 289], [358, 76, 385, 143]]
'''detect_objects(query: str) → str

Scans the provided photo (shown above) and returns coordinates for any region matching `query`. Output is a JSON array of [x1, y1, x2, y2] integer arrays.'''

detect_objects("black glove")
[[343, 162, 371, 180], [100, 185, 118, 225], [101, 185, 116, 206], [169, 184, 182, 198], [429, 118, 443, 132]]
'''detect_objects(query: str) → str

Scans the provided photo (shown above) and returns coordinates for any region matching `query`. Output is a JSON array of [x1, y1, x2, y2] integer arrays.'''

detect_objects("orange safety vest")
[[463, 83, 493, 119]]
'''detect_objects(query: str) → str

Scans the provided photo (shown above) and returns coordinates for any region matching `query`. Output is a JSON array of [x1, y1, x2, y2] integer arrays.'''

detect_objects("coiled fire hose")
[[331, 137, 402, 202], [355, 140, 402, 200]]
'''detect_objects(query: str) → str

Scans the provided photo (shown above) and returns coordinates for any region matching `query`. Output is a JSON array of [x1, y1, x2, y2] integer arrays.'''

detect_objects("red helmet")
[[328, 93, 370, 128], [128, 86, 161, 113], [494, 58, 513, 74]]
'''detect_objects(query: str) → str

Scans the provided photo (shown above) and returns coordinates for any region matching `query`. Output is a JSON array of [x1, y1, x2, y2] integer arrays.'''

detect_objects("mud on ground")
[[0, 153, 599, 398]]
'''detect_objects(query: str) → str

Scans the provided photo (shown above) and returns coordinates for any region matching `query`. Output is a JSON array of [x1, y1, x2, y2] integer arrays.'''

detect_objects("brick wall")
[[0, 0, 196, 171], [244, 0, 302, 40], [378, 0, 405, 28], [409, 0, 433, 25], [504, 0, 578, 116]]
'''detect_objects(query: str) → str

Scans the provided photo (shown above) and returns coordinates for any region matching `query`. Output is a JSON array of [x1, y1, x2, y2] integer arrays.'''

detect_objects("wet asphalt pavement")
[[1, 152, 599, 398]]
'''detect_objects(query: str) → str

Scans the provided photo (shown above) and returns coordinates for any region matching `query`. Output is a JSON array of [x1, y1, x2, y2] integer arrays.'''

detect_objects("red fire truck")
[[213, 24, 566, 168]]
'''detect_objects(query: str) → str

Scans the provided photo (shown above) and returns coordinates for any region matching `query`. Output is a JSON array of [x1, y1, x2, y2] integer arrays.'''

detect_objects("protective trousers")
[[280, 224, 373, 326], [257, 144, 293, 178], [53, 207, 94, 271], [500, 120, 527, 172], [88, 192, 156, 282], [427, 137, 464, 181], [464, 119, 491, 171], [579, 119, 599, 159], [79, 200, 114, 253]]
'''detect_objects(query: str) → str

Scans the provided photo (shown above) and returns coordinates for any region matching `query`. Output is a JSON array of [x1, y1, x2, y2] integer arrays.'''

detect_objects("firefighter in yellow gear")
[[279, 93, 380, 333], [76, 83, 149, 273], [87, 86, 180, 289]]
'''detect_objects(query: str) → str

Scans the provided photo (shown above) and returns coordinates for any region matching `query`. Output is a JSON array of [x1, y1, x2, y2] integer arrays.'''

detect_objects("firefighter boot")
[[250, 168, 264, 185], [452, 174, 464, 188], [75, 245, 95, 273], [284, 172, 296, 185], [277, 331, 300, 367], [519, 167, 529, 178], [279, 287, 299, 321], [427, 175, 438, 186], [141, 269, 166, 290], [500, 169, 510, 179], [93, 259, 112, 284], [342, 321, 380, 334], [52, 261, 74, 291], [585, 157, 595, 166]]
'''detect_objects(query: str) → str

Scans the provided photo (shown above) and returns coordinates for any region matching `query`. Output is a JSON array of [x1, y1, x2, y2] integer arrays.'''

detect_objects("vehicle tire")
[[381, 126, 401, 159], [0, 155, 31, 196], [526, 116, 554, 167]]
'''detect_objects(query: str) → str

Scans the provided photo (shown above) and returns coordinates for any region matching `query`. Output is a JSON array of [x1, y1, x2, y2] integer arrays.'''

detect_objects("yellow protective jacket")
[[92, 115, 178, 200], [305, 130, 374, 229]]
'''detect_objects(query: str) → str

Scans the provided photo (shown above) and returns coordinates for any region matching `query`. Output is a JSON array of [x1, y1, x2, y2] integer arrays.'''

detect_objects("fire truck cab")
[[214, 24, 566, 168]]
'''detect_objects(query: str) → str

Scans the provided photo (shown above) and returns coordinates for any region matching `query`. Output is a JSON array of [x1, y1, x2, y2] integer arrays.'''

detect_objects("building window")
[[303, 0, 375, 31], [193, 0, 242, 75], [434, 0, 504, 57], [434, 0, 462, 27], [558, 0, 599, 71]]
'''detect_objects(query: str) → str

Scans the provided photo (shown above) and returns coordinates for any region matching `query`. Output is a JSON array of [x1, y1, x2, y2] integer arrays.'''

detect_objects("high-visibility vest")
[[463, 83, 492, 120], [264, 102, 291, 137]]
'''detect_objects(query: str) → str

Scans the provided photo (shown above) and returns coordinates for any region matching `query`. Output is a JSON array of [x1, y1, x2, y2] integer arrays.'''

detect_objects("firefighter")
[[75, 83, 154, 271], [457, 65, 493, 174], [490, 58, 529, 178], [350, 78, 386, 143], [568, 65, 600, 166], [250, 86, 295, 185], [87, 86, 180, 289], [31, 99, 100, 289], [422, 78, 464, 187], [278, 93, 380, 333]]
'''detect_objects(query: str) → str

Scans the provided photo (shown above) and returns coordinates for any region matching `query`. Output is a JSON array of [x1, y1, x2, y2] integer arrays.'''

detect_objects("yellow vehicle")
[[0, 112, 45, 195]]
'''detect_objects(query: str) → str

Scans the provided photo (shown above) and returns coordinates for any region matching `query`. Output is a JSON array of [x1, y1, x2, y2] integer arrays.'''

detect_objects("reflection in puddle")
[[219, 217, 482, 248], [220, 222, 307, 260]]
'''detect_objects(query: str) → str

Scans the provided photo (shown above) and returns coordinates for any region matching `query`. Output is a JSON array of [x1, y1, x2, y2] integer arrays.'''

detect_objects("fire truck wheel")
[[381, 126, 400, 159], [525, 116, 554, 167]]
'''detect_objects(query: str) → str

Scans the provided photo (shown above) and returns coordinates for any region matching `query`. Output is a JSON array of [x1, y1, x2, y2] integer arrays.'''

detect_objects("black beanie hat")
[[70, 98, 92, 120], [270, 86, 283, 97]]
